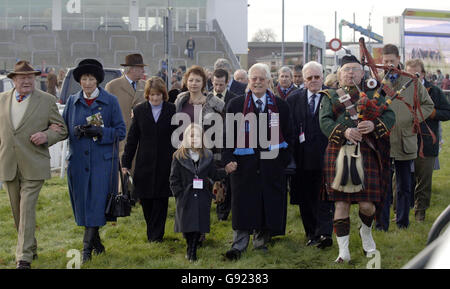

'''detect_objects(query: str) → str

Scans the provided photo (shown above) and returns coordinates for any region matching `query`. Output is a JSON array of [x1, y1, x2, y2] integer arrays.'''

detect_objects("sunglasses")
[[305, 75, 321, 81]]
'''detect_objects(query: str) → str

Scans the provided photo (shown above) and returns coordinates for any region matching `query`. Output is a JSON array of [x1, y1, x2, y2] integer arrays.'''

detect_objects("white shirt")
[[83, 87, 100, 100], [307, 90, 320, 114], [125, 74, 136, 90], [214, 88, 227, 99]]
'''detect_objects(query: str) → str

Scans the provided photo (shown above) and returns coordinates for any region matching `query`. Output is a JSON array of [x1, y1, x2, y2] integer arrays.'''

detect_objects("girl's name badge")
[[193, 178, 203, 189]]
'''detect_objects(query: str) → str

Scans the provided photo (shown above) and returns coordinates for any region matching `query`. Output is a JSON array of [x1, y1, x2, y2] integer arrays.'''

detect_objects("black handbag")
[[105, 138, 132, 220]]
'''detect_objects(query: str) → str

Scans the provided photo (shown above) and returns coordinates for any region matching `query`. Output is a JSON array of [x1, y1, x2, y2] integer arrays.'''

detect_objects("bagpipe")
[[356, 37, 436, 157], [331, 38, 434, 193]]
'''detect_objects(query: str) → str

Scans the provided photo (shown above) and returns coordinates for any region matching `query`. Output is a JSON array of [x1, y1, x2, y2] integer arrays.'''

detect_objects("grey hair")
[[234, 69, 248, 79], [248, 63, 271, 80], [302, 61, 323, 77], [214, 58, 232, 72], [278, 66, 293, 77], [124, 66, 132, 74]]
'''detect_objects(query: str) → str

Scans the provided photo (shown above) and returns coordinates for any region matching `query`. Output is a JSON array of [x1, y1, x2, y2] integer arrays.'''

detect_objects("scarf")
[[276, 84, 295, 100], [233, 90, 287, 156], [188, 149, 200, 162]]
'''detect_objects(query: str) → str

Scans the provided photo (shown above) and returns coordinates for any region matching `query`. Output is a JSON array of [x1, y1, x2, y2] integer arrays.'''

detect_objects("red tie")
[[17, 95, 26, 103]]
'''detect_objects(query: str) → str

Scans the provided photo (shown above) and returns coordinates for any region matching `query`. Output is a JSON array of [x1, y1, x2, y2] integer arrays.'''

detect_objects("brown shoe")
[[16, 260, 31, 269], [415, 210, 425, 222]]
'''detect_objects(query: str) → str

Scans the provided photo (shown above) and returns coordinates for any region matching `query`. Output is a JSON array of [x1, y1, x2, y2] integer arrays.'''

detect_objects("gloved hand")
[[74, 125, 85, 139], [73, 124, 103, 140], [83, 124, 103, 140]]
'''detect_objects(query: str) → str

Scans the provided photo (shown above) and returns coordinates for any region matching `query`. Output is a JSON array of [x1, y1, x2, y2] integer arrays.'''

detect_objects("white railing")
[[212, 19, 240, 71]]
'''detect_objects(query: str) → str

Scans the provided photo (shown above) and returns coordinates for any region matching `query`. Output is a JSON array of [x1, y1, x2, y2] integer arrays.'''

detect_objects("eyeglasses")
[[305, 75, 321, 81], [250, 77, 267, 82], [342, 67, 362, 73]]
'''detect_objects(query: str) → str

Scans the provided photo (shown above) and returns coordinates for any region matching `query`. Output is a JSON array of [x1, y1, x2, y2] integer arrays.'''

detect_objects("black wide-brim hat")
[[73, 59, 105, 84]]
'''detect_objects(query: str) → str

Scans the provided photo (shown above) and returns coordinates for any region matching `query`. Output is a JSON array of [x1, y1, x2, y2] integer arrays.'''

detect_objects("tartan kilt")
[[321, 135, 391, 205]]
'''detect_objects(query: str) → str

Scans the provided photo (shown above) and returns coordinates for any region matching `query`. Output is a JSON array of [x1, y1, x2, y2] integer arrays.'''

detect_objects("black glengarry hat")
[[340, 55, 361, 67], [73, 59, 105, 84]]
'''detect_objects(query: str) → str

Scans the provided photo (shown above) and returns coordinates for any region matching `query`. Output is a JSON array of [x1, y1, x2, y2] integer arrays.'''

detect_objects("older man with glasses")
[[287, 61, 334, 249], [223, 63, 293, 260]]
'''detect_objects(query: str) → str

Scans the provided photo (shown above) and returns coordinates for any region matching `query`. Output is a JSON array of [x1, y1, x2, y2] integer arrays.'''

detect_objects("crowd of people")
[[1, 44, 449, 268]]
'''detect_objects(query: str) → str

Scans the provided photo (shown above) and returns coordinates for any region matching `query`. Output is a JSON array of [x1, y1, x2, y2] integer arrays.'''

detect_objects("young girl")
[[169, 123, 224, 262]]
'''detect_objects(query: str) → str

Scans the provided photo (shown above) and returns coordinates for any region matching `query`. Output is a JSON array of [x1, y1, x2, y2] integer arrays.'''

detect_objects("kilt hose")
[[322, 134, 391, 207]]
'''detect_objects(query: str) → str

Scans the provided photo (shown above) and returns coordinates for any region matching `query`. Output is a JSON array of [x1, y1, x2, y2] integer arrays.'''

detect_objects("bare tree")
[[251, 28, 277, 42]]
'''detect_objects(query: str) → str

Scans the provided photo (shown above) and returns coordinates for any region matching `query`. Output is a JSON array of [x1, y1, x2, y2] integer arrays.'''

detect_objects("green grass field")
[[1, 122, 450, 269]]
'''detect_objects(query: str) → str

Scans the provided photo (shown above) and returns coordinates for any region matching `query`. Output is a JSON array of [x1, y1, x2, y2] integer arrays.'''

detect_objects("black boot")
[[82, 227, 96, 263], [184, 233, 192, 260], [92, 227, 105, 255], [188, 232, 199, 262]]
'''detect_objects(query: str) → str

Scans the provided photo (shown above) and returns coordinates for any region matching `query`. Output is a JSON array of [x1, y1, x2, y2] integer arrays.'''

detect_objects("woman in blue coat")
[[62, 59, 126, 263]]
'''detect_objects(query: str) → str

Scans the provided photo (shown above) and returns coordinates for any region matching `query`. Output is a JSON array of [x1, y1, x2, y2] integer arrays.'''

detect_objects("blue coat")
[[63, 87, 126, 227]]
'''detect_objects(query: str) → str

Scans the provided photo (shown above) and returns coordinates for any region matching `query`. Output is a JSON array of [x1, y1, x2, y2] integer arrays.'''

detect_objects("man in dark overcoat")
[[222, 63, 293, 260], [287, 61, 333, 248]]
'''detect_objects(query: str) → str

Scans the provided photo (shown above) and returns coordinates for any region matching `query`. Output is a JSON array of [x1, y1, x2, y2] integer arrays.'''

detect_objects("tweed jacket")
[[0, 88, 68, 181]]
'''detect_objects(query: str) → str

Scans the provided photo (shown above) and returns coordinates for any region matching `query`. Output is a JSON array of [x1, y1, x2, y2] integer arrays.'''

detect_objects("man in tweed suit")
[[0, 60, 68, 269]]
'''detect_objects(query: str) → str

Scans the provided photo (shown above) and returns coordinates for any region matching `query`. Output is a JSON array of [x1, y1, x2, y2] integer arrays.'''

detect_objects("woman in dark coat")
[[169, 124, 224, 262], [122, 77, 176, 242], [62, 59, 126, 263]]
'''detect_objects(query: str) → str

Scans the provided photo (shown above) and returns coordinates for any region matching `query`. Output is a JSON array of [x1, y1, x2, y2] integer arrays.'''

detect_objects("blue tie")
[[256, 99, 263, 113], [131, 81, 136, 91], [309, 94, 317, 115]]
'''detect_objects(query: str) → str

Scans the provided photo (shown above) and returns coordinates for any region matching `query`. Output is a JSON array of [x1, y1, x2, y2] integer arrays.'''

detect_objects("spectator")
[[214, 58, 247, 96], [211, 68, 239, 221], [436, 69, 444, 88], [186, 37, 195, 60], [405, 59, 450, 222], [46, 68, 57, 97], [122, 77, 176, 242], [441, 74, 450, 90], [56, 68, 66, 98], [174, 65, 224, 127], [274, 66, 297, 100], [0, 60, 68, 269], [223, 63, 293, 260], [169, 123, 224, 262], [62, 59, 126, 264], [105, 54, 146, 160], [324, 73, 338, 89], [287, 61, 333, 248], [293, 64, 304, 89], [205, 68, 213, 92], [376, 44, 434, 231], [233, 69, 248, 84]]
